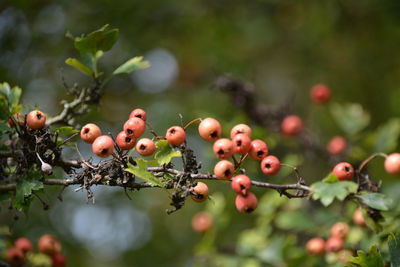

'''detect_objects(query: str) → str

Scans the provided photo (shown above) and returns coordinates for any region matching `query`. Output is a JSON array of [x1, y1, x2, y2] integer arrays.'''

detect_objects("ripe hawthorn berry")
[[26, 110, 46, 130], [384, 153, 400, 176], [230, 124, 252, 139], [52, 253, 67, 267], [191, 212, 213, 233], [198, 117, 222, 142], [330, 222, 349, 239], [232, 133, 251, 155], [166, 126, 186, 146], [325, 236, 344, 253], [249, 139, 268, 160], [15, 237, 32, 254], [80, 123, 102, 144], [306, 237, 326, 256], [213, 138, 234, 160], [235, 192, 258, 213], [92, 135, 115, 158], [332, 162, 354, 181], [191, 182, 209, 202], [231, 174, 252, 195], [281, 115, 303, 137], [260, 155, 281, 176], [310, 84, 331, 104], [116, 131, 136, 150], [6, 247, 25, 266], [123, 117, 146, 138], [129, 108, 147, 121], [327, 136, 347, 155], [38, 234, 62, 256], [214, 160, 235, 180], [136, 138, 156, 156], [353, 208, 366, 227]]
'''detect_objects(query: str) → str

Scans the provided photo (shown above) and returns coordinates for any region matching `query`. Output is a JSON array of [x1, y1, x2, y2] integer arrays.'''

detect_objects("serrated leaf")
[[65, 58, 94, 76], [13, 179, 44, 211], [374, 119, 400, 153], [112, 56, 150, 76], [51, 126, 79, 135], [125, 158, 164, 187], [345, 246, 384, 267], [323, 172, 339, 183], [311, 181, 358, 206], [357, 192, 392, 211], [154, 140, 182, 165], [331, 103, 370, 135], [388, 233, 400, 267], [74, 24, 119, 55]]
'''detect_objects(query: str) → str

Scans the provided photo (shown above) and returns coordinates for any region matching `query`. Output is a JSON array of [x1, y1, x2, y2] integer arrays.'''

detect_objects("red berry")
[[327, 136, 347, 155], [281, 115, 303, 137], [116, 131, 136, 150], [165, 126, 186, 146], [38, 234, 62, 256], [190, 182, 209, 202], [214, 160, 235, 180], [26, 110, 46, 130], [129, 108, 147, 121], [310, 84, 331, 104], [353, 208, 366, 227], [15, 238, 32, 254], [191, 212, 213, 233], [136, 138, 156, 156], [260, 155, 281, 175], [231, 174, 252, 195], [249, 139, 268, 160], [325, 236, 344, 253], [232, 133, 251, 155], [198, 118, 222, 142], [6, 247, 25, 266], [306, 237, 326, 256], [384, 153, 400, 176], [52, 253, 67, 267], [235, 192, 258, 213], [92, 135, 115, 158], [80, 123, 102, 144], [332, 162, 354, 181], [123, 117, 146, 138], [331, 222, 349, 239], [213, 138, 234, 160], [230, 124, 252, 139]]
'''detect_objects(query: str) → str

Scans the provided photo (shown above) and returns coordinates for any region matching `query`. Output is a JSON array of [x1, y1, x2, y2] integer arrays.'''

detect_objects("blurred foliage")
[[0, 0, 400, 266]]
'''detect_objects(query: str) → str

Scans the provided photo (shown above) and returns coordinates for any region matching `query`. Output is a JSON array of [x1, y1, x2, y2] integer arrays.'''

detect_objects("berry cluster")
[[5, 235, 66, 267]]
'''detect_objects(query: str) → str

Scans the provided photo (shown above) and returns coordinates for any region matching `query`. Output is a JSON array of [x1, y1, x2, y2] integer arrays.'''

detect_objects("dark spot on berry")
[[101, 148, 108, 155], [196, 194, 204, 199], [127, 129, 133, 135], [218, 149, 225, 155], [136, 115, 142, 119], [236, 140, 242, 146], [36, 113, 42, 120], [210, 131, 218, 138], [265, 163, 271, 169], [344, 166, 350, 172], [240, 184, 246, 190], [170, 128, 176, 134], [257, 150, 264, 157], [125, 137, 131, 143], [224, 169, 231, 177], [84, 128, 89, 134], [139, 144, 146, 150], [245, 207, 254, 213]]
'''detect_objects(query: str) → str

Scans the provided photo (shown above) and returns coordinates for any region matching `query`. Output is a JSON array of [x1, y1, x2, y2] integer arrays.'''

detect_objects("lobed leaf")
[[125, 158, 165, 187], [154, 140, 182, 165], [311, 180, 358, 206]]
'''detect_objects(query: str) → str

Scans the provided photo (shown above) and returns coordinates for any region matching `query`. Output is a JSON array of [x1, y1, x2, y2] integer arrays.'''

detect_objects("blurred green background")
[[1, 0, 400, 266]]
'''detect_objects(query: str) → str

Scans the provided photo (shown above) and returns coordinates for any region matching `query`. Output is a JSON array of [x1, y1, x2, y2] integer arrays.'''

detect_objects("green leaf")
[[331, 103, 370, 135], [0, 82, 11, 98], [388, 233, 400, 267], [13, 179, 44, 211], [0, 122, 9, 134], [9, 86, 21, 107], [65, 58, 94, 76], [374, 118, 400, 153], [323, 172, 339, 183], [51, 126, 79, 135], [154, 140, 182, 165], [74, 25, 119, 55], [357, 192, 392, 211], [125, 158, 164, 187], [112, 56, 150, 76], [345, 246, 384, 267], [311, 180, 358, 206]]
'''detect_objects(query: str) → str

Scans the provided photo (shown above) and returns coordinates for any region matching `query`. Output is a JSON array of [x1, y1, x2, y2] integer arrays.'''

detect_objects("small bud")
[[41, 162, 53, 175]]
